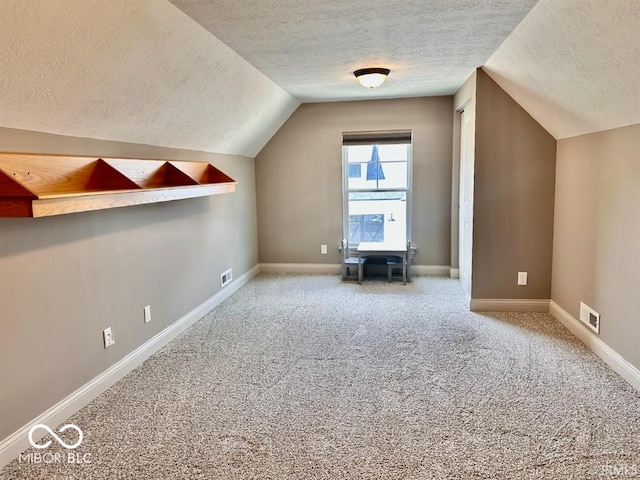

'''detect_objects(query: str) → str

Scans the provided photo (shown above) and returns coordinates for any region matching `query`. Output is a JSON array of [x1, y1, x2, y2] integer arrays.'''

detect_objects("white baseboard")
[[450, 268, 459, 279], [407, 265, 451, 276], [549, 301, 640, 392], [259, 263, 341, 274], [259, 263, 452, 277], [0, 264, 260, 469], [470, 298, 550, 312]]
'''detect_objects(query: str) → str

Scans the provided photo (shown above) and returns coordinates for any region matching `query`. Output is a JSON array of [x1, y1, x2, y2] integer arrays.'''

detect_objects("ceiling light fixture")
[[354, 67, 390, 89]]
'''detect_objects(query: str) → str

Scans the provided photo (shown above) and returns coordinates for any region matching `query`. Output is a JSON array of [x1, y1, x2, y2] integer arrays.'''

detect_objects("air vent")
[[221, 268, 233, 288], [579, 302, 600, 334]]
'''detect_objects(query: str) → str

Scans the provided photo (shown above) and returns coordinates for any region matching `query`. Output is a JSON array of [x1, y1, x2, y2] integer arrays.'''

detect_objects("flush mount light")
[[354, 67, 390, 89]]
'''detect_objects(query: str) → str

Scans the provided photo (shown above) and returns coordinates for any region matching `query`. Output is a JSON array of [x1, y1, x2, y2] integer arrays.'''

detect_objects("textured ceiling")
[[3, 0, 635, 157], [0, 0, 299, 157], [170, 0, 539, 102], [485, 0, 640, 139]]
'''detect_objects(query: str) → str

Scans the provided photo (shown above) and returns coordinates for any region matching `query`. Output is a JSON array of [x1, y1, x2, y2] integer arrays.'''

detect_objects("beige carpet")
[[3, 274, 640, 479]]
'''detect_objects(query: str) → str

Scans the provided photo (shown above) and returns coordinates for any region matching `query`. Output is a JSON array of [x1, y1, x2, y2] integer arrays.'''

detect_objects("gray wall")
[[0, 127, 258, 439], [255, 97, 454, 266], [472, 70, 556, 299], [552, 124, 640, 370]]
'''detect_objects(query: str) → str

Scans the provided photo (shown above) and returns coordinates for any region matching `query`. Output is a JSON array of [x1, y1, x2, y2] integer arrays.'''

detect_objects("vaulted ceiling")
[[0, 0, 638, 157], [169, 0, 538, 102], [0, 0, 299, 157], [485, 0, 640, 139]]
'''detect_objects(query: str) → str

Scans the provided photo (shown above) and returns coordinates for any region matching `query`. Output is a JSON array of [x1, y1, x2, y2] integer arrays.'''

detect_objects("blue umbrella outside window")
[[366, 145, 385, 181]]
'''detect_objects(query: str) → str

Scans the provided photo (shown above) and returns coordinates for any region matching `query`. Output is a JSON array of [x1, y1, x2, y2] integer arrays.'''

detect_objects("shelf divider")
[[102, 159, 199, 188]]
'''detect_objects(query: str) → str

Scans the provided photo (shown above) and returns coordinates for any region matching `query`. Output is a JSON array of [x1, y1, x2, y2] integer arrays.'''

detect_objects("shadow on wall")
[[0, 197, 211, 258]]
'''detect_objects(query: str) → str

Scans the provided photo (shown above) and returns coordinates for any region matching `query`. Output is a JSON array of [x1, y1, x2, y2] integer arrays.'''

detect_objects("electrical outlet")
[[321, 244, 328, 255], [143, 305, 151, 323], [221, 268, 232, 288], [580, 302, 600, 334], [517, 272, 528, 286], [103, 327, 115, 349]]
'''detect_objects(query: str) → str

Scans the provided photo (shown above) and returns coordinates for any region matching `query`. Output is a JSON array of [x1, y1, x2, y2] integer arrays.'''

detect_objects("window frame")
[[341, 136, 413, 246]]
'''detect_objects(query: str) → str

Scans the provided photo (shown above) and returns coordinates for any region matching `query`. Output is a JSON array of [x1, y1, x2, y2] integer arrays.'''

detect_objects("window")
[[342, 131, 412, 245]]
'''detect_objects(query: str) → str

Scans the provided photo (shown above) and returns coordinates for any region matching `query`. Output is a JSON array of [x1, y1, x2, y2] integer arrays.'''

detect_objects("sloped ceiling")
[[3, 1, 635, 153], [0, 0, 299, 157], [170, 0, 538, 102], [485, 0, 640, 139]]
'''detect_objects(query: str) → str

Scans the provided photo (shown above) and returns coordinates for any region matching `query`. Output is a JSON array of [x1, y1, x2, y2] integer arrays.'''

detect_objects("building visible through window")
[[348, 164, 362, 178]]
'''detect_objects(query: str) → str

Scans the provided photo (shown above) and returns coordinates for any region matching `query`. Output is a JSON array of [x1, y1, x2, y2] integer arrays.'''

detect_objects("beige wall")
[[552, 124, 640, 369], [472, 69, 556, 299], [0, 127, 258, 439], [255, 97, 454, 266]]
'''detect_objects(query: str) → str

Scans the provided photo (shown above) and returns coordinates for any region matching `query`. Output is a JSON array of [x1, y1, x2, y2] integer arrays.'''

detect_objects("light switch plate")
[[103, 327, 115, 349], [517, 272, 528, 286]]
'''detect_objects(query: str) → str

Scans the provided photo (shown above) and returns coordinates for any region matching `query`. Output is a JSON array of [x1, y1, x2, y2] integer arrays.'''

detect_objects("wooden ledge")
[[0, 154, 236, 217]]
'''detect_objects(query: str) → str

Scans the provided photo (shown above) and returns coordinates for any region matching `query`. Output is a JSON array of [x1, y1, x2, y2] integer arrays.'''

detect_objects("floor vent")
[[221, 268, 233, 288], [580, 302, 600, 334]]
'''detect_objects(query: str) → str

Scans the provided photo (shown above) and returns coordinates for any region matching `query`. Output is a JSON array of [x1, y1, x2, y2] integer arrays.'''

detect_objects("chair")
[[341, 238, 361, 280], [387, 239, 412, 283]]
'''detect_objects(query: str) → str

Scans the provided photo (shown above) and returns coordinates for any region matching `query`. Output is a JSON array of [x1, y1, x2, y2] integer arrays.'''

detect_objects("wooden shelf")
[[103, 158, 198, 188], [0, 153, 236, 217]]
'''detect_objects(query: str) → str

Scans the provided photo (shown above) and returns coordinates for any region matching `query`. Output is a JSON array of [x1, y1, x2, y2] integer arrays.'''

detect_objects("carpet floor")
[[3, 274, 640, 479]]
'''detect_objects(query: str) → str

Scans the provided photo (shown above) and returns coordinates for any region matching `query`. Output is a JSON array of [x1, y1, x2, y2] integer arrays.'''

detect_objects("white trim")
[[550, 301, 640, 392], [259, 263, 452, 277], [450, 268, 459, 279], [411, 265, 452, 276], [0, 264, 260, 469], [470, 298, 550, 312], [260, 263, 341, 274]]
